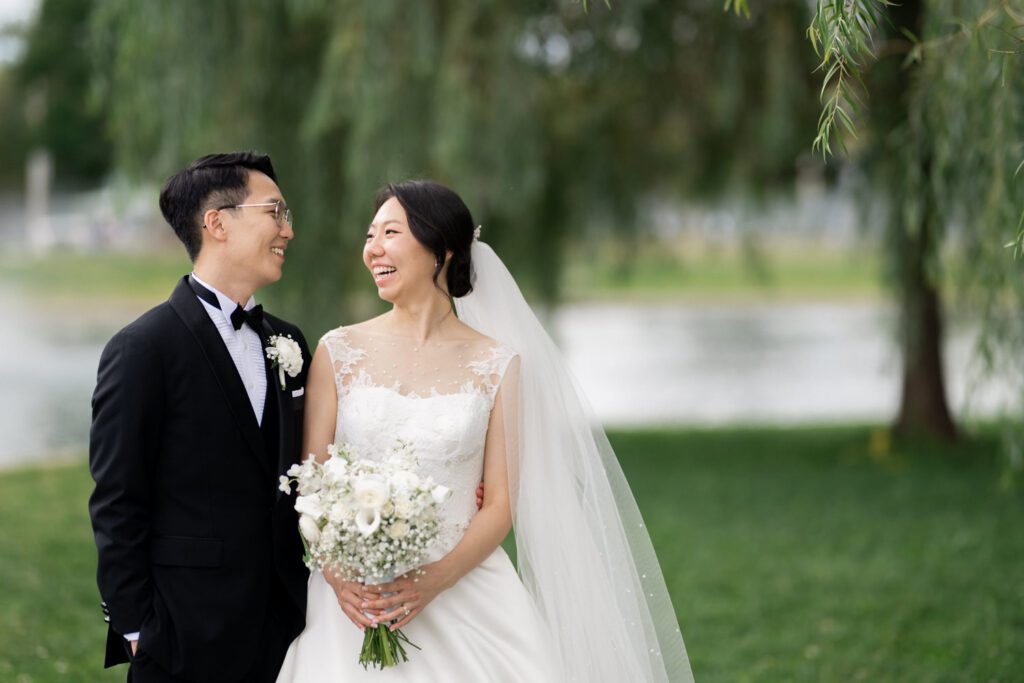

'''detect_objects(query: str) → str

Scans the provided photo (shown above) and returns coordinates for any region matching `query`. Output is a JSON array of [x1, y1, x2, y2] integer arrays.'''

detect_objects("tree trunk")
[[894, 228, 957, 440], [868, 0, 958, 441]]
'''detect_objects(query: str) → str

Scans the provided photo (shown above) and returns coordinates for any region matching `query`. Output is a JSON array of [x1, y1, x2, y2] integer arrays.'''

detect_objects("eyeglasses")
[[218, 199, 292, 227]]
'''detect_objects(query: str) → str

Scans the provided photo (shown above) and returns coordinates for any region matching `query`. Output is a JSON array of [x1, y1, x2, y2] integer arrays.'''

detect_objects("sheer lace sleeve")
[[319, 327, 367, 395], [469, 344, 518, 399]]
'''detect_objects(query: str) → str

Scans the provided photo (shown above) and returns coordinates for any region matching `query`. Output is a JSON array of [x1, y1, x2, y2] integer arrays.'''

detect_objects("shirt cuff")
[[123, 632, 140, 641]]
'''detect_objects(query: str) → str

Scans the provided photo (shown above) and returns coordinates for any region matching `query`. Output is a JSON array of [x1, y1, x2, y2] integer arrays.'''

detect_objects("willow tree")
[[804, 0, 1024, 440], [85, 0, 819, 333], [87, 0, 551, 329]]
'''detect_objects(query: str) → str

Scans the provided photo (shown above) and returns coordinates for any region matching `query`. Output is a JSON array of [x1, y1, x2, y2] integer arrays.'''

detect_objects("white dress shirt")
[[124, 274, 268, 643], [190, 272, 268, 424]]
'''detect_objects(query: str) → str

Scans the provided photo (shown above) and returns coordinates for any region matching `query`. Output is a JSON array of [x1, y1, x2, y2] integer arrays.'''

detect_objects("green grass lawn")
[[0, 244, 885, 306], [563, 244, 885, 302], [0, 250, 191, 305], [1, 427, 1021, 682]]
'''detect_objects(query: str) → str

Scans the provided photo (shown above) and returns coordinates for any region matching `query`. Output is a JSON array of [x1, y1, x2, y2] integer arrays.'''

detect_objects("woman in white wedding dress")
[[277, 181, 693, 682]]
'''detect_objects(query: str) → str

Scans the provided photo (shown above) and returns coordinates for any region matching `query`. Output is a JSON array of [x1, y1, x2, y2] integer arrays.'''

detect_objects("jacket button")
[[103, 616, 110, 623]]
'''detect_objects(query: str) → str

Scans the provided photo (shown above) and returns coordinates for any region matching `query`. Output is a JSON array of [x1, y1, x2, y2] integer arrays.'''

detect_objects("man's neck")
[[192, 262, 257, 306]]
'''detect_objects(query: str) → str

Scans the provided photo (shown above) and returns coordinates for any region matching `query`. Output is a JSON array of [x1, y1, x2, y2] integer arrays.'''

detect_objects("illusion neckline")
[[343, 382, 490, 402]]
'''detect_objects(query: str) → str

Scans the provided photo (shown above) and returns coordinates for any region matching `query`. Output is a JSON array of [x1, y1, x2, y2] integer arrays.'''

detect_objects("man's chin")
[[266, 265, 285, 283]]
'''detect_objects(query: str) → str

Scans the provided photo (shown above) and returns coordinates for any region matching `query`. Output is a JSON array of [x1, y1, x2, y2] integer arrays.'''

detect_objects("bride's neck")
[[386, 294, 455, 344]]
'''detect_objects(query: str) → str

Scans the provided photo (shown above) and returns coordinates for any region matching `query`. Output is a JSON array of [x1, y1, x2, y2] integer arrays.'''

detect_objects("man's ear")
[[202, 208, 228, 244]]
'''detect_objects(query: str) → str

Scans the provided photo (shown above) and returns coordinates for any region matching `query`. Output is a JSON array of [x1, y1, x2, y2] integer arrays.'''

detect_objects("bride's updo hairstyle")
[[374, 180, 475, 299]]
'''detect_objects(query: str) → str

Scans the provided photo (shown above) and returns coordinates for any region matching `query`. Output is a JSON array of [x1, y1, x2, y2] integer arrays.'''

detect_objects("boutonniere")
[[265, 334, 303, 390]]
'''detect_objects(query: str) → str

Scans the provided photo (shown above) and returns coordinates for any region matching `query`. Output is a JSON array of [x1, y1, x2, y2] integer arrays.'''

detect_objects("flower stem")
[[359, 624, 418, 669]]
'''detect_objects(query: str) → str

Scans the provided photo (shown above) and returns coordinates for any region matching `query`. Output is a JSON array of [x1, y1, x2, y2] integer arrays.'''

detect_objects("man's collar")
[[190, 272, 257, 321]]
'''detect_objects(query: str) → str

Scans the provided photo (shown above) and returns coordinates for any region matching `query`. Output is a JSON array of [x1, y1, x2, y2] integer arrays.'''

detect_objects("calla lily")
[[355, 507, 382, 537]]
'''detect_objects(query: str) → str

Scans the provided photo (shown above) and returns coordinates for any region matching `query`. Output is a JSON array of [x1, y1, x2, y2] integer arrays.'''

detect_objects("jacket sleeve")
[[295, 327, 312, 385], [88, 326, 162, 637]]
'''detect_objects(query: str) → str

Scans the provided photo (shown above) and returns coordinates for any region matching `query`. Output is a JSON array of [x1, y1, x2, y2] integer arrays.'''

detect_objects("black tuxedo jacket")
[[88, 276, 311, 681]]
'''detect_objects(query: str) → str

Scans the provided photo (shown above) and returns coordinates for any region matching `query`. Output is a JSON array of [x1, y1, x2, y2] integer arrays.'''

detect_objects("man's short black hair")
[[158, 152, 278, 261]]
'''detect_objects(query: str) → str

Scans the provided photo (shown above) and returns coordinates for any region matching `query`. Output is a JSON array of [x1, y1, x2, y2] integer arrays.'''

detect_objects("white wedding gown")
[[276, 325, 559, 682]]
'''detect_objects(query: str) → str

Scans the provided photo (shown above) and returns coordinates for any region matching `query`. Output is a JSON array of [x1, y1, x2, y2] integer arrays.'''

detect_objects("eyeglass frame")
[[216, 200, 292, 227]]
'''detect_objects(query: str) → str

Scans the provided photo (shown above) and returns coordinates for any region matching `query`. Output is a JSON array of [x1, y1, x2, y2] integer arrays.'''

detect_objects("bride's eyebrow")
[[368, 220, 403, 229]]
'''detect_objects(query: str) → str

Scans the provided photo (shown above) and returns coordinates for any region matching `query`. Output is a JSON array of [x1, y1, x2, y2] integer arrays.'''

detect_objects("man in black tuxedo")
[[89, 152, 310, 682]]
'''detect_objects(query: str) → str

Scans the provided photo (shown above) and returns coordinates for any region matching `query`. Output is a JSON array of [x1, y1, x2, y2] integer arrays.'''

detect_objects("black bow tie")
[[230, 304, 264, 332]]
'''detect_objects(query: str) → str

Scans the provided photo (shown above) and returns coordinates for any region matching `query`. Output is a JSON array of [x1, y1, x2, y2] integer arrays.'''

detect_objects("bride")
[[276, 181, 693, 682]]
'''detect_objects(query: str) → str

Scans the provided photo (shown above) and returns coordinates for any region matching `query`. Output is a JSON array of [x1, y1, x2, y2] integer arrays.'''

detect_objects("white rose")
[[294, 494, 324, 520], [381, 500, 395, 517], [298, 515, 320, 543], [393, 497, 416, 519], [353, 475, 388, 510], [431, 485, 451, 504], [387, 521, 409, 540], [355, 507, 381, 537]]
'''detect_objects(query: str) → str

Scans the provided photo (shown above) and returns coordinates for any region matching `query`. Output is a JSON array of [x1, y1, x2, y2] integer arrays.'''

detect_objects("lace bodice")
[[320, 325, 517, 559]]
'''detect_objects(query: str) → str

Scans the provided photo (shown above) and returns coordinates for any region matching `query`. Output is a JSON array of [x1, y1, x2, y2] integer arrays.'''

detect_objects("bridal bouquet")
[[279, 441, 451, 669]]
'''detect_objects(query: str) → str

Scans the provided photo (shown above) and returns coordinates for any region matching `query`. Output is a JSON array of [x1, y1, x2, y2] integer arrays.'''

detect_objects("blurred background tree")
[[10, 0, 110, 186], [807, 0, 1024, 441], [78, 0, 820, 319]]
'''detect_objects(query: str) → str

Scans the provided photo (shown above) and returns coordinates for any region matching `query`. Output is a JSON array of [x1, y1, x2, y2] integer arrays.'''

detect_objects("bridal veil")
[[455, 241, 694, 682]]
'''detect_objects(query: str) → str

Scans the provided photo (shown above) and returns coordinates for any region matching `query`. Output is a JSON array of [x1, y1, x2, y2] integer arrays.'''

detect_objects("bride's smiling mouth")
[[372, 265, 397, 285]]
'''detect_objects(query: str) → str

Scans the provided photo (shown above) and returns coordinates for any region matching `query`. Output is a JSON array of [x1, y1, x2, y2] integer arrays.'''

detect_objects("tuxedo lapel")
[[261, 318, 296, 490], [168, 276, 270, 476]]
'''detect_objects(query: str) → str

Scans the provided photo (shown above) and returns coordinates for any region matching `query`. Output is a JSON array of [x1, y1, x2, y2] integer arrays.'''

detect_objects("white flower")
[[294, 494, 324, 520], [328, 500, 352, 524], [265, 335, 303, 389], [355, 507, 382, 536], [278, 475, 291, 494], [391, 470, 420, 490], [387, 521, 410, 540], [431, 484, 451, 505], [324, 456, 349, 477], [298, 515, 320, 543], [353, 475, 388, 510], [393, 497, 417, 519]]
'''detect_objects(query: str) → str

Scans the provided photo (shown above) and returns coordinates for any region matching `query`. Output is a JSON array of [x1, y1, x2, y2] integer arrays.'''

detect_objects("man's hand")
[[476, 481, 484, 510]]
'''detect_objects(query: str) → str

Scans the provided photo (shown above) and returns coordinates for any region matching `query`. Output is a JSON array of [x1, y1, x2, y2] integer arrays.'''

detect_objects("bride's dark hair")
[[374, 180, 475, 299]]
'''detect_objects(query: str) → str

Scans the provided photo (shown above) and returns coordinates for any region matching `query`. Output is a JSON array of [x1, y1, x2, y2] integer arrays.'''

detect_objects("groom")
[[89, 152, 311, 682]]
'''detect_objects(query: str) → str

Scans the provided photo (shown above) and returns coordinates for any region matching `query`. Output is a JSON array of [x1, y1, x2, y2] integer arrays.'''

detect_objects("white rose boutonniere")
[[265, 334, 303, 389]]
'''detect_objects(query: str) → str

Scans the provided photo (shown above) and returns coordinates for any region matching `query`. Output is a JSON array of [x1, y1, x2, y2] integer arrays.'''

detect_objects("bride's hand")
[[323, 569, 380, 632], [360, 562, 452, 631]]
